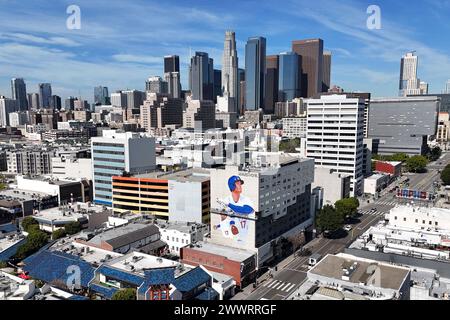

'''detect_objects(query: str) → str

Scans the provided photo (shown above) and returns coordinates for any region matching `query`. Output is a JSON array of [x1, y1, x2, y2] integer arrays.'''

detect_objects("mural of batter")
[[214, 176, 255, 245]]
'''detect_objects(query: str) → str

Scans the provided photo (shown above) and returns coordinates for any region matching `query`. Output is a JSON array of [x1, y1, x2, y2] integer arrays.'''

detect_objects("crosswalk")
[[374, 200, 398, 206], [359, 209, 387, 216], [262, 279, 297, 293]]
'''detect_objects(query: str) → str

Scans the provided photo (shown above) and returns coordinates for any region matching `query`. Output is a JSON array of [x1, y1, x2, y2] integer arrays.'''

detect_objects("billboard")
[[396, 189, 432, 201], [210, 168, 259, 250]]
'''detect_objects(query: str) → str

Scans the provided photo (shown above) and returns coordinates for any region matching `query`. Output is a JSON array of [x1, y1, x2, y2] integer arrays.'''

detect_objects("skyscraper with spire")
[[221, 31, 238, 111]]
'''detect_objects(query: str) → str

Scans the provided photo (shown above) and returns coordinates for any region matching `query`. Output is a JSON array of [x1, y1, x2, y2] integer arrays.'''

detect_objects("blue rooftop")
[[172, 267, 211, 293], [67, 295, 90, 301], [90, 283, 119, 299], [195, 287, 219, 300], [138, 267, 176, 295], [23, 250, 95, 288], [96, 265, 145, 287]]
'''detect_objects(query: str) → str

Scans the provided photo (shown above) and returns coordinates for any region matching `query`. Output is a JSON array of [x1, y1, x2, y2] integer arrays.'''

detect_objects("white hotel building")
[[306, 94, 365, 196]]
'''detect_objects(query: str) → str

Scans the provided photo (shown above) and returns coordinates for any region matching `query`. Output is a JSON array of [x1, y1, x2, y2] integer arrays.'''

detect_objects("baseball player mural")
[[213, 175, 256, 245]]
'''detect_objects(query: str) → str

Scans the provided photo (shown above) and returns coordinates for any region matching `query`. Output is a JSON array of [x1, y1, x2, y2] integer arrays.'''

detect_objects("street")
[[234, 151, 450, 300]]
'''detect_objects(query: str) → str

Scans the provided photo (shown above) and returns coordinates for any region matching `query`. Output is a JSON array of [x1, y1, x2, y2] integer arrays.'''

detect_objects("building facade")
[[368, 97, 439, 156], [91, 130, 156, 206], [245, 37, 266, 111], [306, 94, 365, 196]]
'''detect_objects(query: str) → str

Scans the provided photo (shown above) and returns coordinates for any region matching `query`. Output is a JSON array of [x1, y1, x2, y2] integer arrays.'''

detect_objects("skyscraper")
[[189, 52, 214, 101], [65, 96, 77, 110], [445, 80, 450, 94], [245, 36, 266, 110], [11, 78, 28, 111], [420, 81, 429, 95], [278, 52, 300, 102], [51, 95, 62, 110], [27, 93, 40, 109], [221, 31, 238, 110], [322, 51, 332, 92], [110, 91, 127, 108], [214, 69, 222, 103], [164, 72, 181, 99], [264, 55, 279, 114], [164, 55, 180, 73], [306, 94, 365, 196], [146, 76, 168, 94], [0, 96, 18, 127], [38, 83, 52, 108], [94, 86, 110, 105], [238, 68, 245, 114], [292, 38, 324, 98], [399, 52, 421, 96]]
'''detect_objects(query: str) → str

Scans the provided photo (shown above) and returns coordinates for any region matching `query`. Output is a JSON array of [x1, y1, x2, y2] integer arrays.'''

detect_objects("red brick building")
[[180, 242, 256, 288], [374, 161, 402, 177]]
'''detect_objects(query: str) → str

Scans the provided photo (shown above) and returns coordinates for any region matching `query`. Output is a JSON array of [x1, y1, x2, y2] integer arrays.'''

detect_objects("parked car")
[[343, 225, 353, 232]]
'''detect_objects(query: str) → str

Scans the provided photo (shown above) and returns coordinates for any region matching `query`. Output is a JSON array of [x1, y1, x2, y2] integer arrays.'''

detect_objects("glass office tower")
[[245, 37, 266, 110], [278, 52, 300, 102]]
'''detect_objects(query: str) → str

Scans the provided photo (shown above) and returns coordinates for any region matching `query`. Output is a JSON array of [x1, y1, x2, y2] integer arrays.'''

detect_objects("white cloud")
[[111, 54, 163, 65], [1, 33, 81, 47]]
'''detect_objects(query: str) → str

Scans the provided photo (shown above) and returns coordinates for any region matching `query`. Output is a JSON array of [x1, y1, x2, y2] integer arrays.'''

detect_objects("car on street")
[[343, 225, 353, 232], [370, 208, 377, 212]]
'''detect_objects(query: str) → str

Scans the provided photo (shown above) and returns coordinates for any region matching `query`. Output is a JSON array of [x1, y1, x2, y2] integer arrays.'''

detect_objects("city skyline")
[[0, 0, 449, 101]]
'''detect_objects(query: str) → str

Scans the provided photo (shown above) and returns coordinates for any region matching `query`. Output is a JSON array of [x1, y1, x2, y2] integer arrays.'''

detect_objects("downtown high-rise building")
[[214, 69, 222, 103], [110, 91, 127, 108], [238, 68, 245, 114], [146, 76, 168, 94], [65, 96, 77, 110], [123, 90, 145, 109], [11, 78, 28, 111], [164, 72, 181, 99], [245, 36, 266, 110], [292, 38, 324, 98], [322, 51, 332, 92], [164, 55, 180, 73], [306, 94, 365, 196], [189, 52, 214, 101], [0, 96, 18, 127], [278, 52, 300, 102], [94, 86, 110, 105], [221, 31, 238, 111], [399, 52, 421, 96], [27, 93, 40, 109], [445, 80, 450, 94], [264, 55, 279, 114], [38, 83, 52, 108], [51, 95, 62, 110]]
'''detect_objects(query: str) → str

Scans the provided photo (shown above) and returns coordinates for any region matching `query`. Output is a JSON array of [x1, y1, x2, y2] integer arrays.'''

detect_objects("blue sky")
[[0, 0, 449, 102]]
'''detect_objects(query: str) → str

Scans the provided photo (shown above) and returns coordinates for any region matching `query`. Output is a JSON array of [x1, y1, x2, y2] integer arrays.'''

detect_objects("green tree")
[[426, 146, 442, 162], [52, 228, 67, 240], [405, 155, 429, 173], [315, 205, 344, 234], [390, 153, 409, 162], [279, 138, 301, 153], [111, 288, 136, 300], [64, 221, 82, 235], [441, 165, 450, 186], [14, 230, 49, 260], [335, 198, 360, 219], [21, 216, 39, 233], [0, 261, 8, 268]]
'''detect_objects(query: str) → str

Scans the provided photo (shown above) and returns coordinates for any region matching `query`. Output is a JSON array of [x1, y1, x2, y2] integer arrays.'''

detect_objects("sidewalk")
[[231, 237, 323, 300]]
